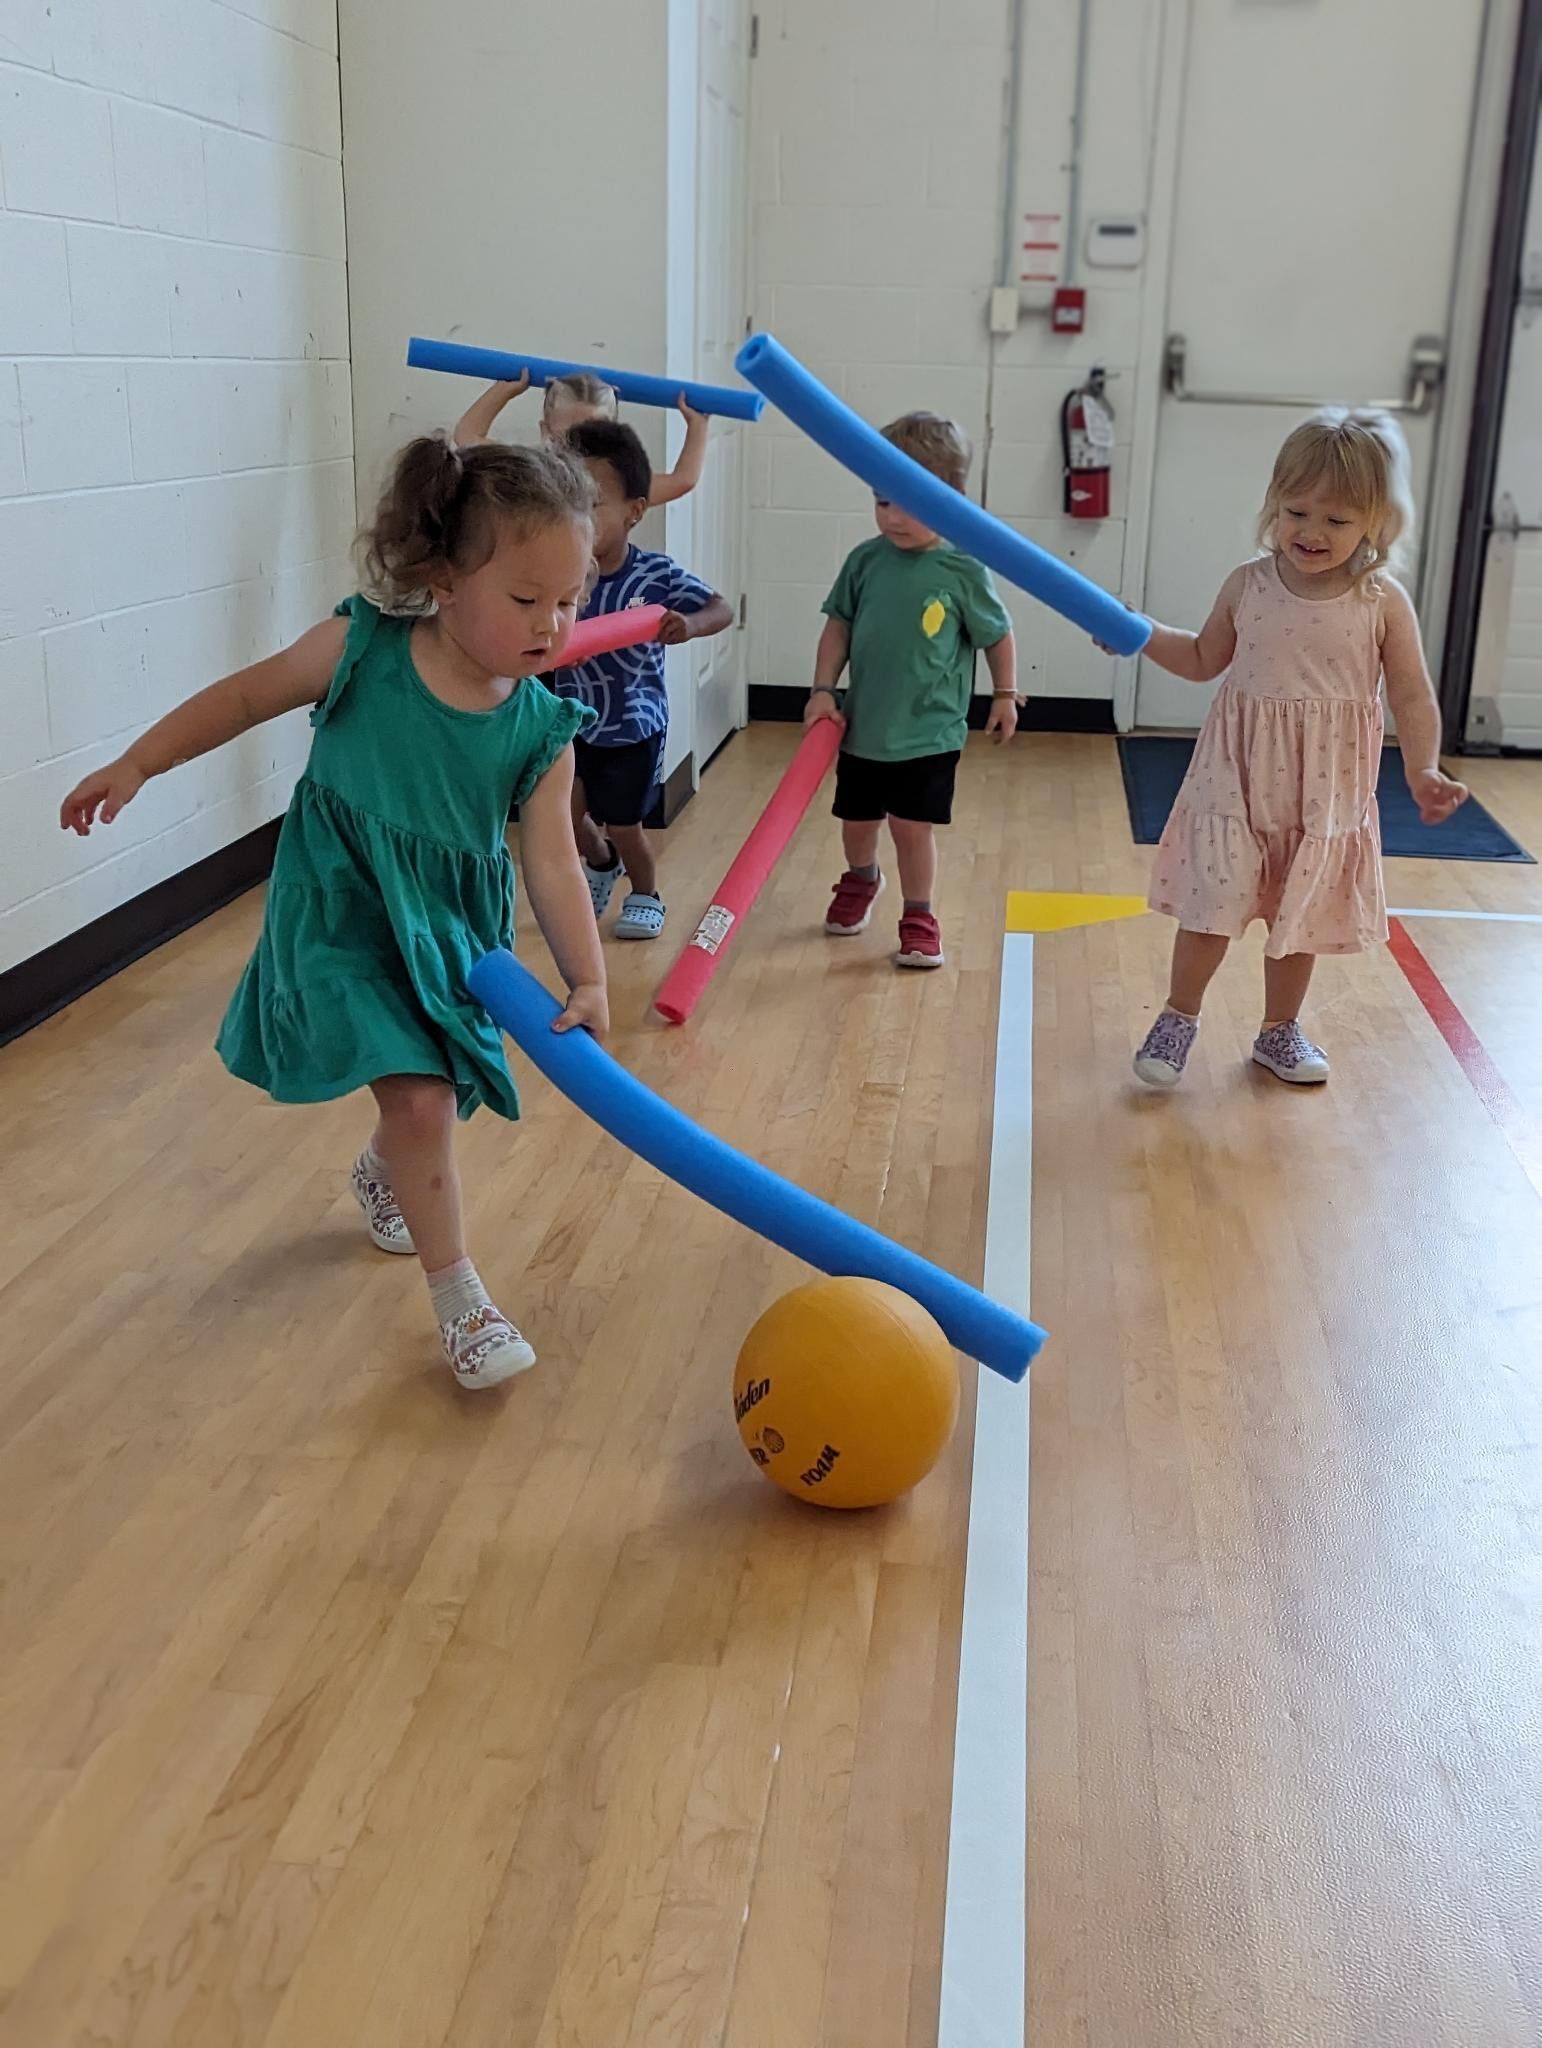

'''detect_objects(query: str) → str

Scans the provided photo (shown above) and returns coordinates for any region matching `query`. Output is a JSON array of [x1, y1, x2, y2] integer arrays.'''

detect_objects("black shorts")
[[573, 733, 665, 829], [833, 749, 960, 827]]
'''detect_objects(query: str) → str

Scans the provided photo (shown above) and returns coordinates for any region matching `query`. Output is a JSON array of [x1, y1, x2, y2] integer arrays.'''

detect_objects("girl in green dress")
[[60, 434, 608, 1391]]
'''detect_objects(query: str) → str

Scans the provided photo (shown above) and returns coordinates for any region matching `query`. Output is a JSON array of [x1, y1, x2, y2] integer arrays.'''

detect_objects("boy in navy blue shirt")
[[556, 420, 733, 939]]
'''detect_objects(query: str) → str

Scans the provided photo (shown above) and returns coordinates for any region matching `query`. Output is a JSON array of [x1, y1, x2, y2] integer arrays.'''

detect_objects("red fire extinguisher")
[[1062, 368, 1114, 520]]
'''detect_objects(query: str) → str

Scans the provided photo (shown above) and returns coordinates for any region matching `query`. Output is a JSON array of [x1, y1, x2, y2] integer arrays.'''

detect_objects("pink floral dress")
[[1148, 554, 1389, 957]]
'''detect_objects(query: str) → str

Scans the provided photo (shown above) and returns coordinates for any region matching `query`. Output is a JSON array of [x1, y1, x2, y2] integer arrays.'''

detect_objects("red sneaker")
[[824, 870, 885, 935], [896, 910, 944, 969]]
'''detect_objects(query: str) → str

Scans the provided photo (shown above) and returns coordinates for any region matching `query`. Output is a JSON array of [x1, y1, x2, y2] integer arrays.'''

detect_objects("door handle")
[[1163, 333, 1444, 416]]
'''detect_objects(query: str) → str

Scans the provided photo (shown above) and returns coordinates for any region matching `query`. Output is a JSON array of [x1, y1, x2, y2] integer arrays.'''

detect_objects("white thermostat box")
[[1085, 216, 1144, 269]]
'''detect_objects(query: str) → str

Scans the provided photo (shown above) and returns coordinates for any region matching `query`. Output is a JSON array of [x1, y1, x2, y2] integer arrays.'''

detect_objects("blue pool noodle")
[[735, 332, 1151, 657], [407, 337, 765, 424], [468, 950, 1044, 1383]]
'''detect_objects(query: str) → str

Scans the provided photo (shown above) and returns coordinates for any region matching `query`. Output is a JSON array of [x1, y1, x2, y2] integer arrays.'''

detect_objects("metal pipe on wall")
[[1063, 0, 1094, 287], [995, 0, 1030, 288]]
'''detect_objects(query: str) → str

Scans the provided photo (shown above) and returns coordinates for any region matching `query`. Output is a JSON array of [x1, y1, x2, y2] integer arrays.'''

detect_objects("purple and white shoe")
[[1252, 1020, 1330, 1085], [441, 1303, 536, 1389], [1133, 1009, 1199, 1090]]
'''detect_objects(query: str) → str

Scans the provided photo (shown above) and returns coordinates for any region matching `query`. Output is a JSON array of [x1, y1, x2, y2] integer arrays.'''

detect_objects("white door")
[[691, 0, 752, 766], [1135, 0, 1485, 731]]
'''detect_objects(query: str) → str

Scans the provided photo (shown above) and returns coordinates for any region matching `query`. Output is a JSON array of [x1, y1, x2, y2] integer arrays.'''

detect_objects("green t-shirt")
[[823, 537, 1012, 762]]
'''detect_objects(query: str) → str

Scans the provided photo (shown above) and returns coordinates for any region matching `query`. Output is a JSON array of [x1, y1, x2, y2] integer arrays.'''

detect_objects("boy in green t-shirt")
[[804, 411, 1018, 969]]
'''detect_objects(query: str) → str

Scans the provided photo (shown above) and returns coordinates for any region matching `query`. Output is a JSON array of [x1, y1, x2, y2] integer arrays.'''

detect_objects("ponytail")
[[360, 433, 594, 611]]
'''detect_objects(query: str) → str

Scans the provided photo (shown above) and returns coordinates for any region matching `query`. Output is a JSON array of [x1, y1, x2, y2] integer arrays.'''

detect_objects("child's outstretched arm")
[[983, 632, 1019, 744], [59, 616, 348, 835], [453, 372, 531, 448], [1135, 565, 1245, 681], [518, 745, 609, 1038], [804, 618, 850, 729], [648, 398, 709, 508], [1380, 580, 1468, 826], [657, 589, 734, 646]]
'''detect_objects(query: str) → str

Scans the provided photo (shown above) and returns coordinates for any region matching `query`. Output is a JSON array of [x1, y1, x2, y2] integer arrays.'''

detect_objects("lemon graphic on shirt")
[[921, 597, 947, 639]]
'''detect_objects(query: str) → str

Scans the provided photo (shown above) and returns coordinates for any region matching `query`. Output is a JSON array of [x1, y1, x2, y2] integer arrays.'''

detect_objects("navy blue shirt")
[[551, 545, 716, 747]]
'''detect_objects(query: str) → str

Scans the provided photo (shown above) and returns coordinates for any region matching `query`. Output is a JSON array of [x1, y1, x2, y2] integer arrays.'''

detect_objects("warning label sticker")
[[690, 905, 736, 955]]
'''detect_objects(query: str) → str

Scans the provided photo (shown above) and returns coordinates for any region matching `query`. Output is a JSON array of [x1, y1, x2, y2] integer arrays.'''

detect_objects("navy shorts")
[[833, 749, 960, 827], [574, 733, 665, 829]]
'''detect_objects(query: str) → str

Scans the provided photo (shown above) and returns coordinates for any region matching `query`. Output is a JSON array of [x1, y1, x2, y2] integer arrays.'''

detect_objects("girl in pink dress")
[[1132, 410, 1467, 1089]]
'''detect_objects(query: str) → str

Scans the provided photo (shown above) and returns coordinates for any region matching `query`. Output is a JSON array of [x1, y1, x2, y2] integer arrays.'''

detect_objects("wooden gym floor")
[[1, 728, 1539, 2046]]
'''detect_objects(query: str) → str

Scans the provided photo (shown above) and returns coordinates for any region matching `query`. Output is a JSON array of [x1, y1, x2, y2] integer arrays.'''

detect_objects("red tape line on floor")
[[1387, 916, 1542, 1200]]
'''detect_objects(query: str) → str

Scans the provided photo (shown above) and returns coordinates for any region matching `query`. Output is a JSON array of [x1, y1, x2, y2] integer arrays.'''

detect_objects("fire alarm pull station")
[[1052, 287, 1086, 334]]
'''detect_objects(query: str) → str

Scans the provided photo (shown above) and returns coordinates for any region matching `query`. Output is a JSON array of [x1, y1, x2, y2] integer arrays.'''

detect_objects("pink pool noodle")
[[654, 719, 842, 1025], [545, 604, 666, 671]]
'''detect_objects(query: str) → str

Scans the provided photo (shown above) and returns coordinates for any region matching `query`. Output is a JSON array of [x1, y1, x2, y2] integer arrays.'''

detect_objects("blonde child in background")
[[1130, 408, 1467, 1091], [805, 411, 1018, 971], [454, 371, 708, 508], [60, 436, 608, 1390]]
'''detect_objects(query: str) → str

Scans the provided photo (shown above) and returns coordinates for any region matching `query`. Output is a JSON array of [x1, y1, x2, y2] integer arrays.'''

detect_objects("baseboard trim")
[[746, 685, 1116, 734], [0, 816, 283, 1049], [646, 751, 696, 828]]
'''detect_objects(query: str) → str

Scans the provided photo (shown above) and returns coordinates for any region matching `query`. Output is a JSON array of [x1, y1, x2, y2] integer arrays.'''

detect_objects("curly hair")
[[359, 433, 594, 612], [564, 418, 653, 502]]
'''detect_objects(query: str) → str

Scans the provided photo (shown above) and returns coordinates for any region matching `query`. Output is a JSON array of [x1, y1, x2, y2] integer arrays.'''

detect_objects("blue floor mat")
[[1117, 738, 1532, 863]]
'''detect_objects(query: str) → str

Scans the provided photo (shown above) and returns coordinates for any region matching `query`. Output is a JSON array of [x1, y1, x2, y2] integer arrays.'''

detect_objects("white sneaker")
[[440, 1303, 536, 1389], [1252, 1020, 1330, 1085], [351, 1152, 416, 1254]]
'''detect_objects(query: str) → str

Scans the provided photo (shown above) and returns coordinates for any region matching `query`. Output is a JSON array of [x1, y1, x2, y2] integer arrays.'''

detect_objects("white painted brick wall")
[[748, 0, 1160, 704], [0, 1, 352, 976]]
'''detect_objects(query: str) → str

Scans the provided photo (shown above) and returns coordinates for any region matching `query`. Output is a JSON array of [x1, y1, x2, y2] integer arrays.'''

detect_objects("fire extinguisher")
[[1062, 367, 1114, 520]]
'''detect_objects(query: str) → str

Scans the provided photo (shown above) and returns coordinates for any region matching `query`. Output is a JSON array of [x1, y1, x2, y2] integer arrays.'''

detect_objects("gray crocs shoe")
[[584, 846, 624, 917], [615, 890, 666, 940]]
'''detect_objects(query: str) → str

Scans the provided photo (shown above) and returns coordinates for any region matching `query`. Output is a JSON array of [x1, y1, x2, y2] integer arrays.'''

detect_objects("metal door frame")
[[1439, 0, 1542, 750]]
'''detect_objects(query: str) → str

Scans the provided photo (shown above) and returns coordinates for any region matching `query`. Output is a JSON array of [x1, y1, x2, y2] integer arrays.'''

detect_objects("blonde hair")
[[881, 410, 973, 491], [1258, 407, 1415, 586], [542, 372, 619, 425]]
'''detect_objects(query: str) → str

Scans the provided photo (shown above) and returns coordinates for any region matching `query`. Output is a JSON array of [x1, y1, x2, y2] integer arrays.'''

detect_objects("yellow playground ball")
[[733, 1277, 961, 1510]]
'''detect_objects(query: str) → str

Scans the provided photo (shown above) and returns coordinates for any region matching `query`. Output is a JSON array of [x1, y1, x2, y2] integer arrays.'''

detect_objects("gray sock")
[[427, 1257, 490, 1325], [850, 863, 879, 882], [903, 899, 931, 915]]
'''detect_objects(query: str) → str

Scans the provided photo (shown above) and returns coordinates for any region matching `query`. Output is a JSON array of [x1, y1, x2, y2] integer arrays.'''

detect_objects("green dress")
[[216, 596, 593, 1120]]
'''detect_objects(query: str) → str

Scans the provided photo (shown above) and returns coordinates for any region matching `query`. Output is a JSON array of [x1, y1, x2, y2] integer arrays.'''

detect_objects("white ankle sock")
[[426, 1257, 490, 1325], [362, 1136, 389, 1179]]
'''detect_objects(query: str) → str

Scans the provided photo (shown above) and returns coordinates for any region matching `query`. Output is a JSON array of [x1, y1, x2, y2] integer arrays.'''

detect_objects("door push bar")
[[1163, 332, 1444, 416]]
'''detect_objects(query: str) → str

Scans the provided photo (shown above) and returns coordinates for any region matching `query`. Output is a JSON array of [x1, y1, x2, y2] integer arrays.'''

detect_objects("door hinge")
[[738, 593, 748, 629], [750, 13, 759, 57]]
